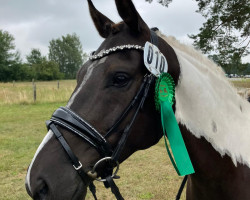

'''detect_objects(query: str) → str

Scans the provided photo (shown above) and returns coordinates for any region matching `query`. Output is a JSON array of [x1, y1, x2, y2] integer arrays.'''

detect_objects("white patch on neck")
[[26, 130, 53, 192], [159, 34, 250, 167], [67, 57, 107, 107]]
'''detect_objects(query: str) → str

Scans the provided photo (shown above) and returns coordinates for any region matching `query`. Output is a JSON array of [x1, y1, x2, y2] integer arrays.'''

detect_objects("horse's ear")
[[115, 0, 149, 33], [87, 0, 115, 38]]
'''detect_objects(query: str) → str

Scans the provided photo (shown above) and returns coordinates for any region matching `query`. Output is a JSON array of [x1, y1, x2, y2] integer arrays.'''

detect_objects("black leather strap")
[[106, 176, 124, 200], [89, 182, 98, 200], [54, 107, 108, 147], [111, 74, 154, 162], [47, 123, 88, 185], [150, 29, 159, 47], [104, 75, 149, 138], [48, 123, 81, 168], [49, 118, 98, 149], [176, 175, 188, 200], [50, 107, 113, 157]]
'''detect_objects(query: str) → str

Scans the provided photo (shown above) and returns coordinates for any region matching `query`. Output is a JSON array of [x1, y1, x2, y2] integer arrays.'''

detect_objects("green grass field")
[[231, 78, 250, 88], [0, 103, 64, 200], [0, 80, 185, 200], [0, 80, 76, 105]]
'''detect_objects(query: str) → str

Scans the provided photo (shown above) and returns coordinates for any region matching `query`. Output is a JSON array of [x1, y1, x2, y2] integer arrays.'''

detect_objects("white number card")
[[144, 42, 168, 77]]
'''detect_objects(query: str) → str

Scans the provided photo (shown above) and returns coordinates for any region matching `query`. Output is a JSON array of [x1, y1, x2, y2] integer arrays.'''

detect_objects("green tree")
[[48, 33, 86, 79], [189, 0, 249, 69], [0, 30, 18, 64], [34, 60, 63, 80], [0, 30, 22, 81], [26, 48, 45, 65], [146, 0, 250, 71], [26, 48, 63, 80], [244, 64, 250, 75]]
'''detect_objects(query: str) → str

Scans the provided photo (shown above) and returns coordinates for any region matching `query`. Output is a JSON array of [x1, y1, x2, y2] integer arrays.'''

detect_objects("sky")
[[1, 0, 249, 63]]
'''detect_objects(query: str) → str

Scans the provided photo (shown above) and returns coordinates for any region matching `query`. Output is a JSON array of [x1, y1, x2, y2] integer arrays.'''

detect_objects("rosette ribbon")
[[155, 73, 194, 176]]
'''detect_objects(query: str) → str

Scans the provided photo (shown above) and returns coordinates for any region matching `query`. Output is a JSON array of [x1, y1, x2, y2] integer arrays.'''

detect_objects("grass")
[[0, 80, 76, 105], [0, 102, 64, 200], [0, 78, 249, 105], [231, 78, 250, 88]]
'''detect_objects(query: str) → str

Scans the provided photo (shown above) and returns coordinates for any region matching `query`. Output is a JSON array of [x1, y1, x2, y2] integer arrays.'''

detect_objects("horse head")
[[25, 0, 180, 199]]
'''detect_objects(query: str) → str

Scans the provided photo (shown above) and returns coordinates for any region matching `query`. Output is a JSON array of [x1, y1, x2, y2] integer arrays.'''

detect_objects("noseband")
[[46, 30, 158, 200]]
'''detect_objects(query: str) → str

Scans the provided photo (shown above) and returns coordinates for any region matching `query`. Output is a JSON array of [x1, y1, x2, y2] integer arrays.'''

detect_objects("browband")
[[89, 44, 144, 61], [89, 29, 159, 61]]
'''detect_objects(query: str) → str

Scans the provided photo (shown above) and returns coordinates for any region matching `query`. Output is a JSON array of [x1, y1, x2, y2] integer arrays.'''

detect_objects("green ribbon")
[[155, 73, 194, 176]]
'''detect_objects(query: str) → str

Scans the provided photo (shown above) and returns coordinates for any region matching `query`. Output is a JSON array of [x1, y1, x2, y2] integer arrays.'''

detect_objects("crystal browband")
[[89, 44, 144, 61]]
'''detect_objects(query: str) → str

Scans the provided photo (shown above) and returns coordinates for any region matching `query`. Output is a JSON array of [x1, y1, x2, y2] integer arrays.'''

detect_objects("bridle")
[[46, 74, 154, 200], [46, 30, 158, 200], [45, 30, 188, 200]]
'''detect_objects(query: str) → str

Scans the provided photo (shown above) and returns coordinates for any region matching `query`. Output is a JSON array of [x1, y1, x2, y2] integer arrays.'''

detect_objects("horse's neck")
[[180, 124, 250, 200], [159, 33, 250, 199], [172, 47, 250, 168]]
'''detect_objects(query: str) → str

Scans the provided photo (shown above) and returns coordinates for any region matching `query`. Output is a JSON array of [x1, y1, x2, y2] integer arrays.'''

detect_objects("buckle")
[[73, 161, 82, 170], [91, 157, 119, 182]]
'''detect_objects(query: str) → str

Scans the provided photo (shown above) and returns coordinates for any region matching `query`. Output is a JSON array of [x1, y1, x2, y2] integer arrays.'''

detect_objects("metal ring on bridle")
[[92, 157, 120, 182]]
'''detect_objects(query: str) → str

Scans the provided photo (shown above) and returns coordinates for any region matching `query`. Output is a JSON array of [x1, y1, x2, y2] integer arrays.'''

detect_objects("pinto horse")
[[25, 0, 250, 199]]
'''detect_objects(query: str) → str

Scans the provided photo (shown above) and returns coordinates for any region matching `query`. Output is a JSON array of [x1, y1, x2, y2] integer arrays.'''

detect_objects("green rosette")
[[155, 73, 195, 176], [155, 73, 175, 110]]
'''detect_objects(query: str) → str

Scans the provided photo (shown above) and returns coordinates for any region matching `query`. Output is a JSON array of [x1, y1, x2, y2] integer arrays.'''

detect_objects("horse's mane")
[[158, 32, 227, 82], [157, 31, 250, 168]]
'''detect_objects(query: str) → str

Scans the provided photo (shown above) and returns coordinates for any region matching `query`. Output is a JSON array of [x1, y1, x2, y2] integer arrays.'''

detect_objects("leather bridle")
[[46, 74, 154, 200], [45, 30, 187, 200], [46, 30, 158, 200]]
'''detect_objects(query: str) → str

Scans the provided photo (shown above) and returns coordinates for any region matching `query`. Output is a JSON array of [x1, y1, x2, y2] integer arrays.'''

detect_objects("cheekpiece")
[[89, 44, 144, 61]]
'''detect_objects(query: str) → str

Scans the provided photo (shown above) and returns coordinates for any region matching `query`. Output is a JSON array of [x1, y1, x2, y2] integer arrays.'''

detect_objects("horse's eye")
[[112, 73, 130, 87]]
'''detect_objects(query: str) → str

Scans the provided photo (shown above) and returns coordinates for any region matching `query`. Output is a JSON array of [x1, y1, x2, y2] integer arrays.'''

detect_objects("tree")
[[0, 30, 22, 81], [189, 0, 249, 68], [146, 0, 250, 71], [145, 0, 172, 7], [244, 64, 250, 75], [0, 30, 19, 64], [48, 33, 86, 79], [34, 60, 63, 80], [26, 48, 63, 80], [26, 48, 45, 65]]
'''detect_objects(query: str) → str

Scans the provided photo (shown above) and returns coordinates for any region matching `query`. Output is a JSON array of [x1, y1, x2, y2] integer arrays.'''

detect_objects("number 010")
[[146, 45, 167, 73]]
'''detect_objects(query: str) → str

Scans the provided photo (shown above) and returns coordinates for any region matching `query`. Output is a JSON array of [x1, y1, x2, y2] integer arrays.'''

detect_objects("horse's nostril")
[[34, 181, 49, 200]]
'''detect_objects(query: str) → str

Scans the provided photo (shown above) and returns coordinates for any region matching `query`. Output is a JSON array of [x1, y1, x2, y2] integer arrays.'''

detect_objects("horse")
[[25, 0, 250, 199]]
